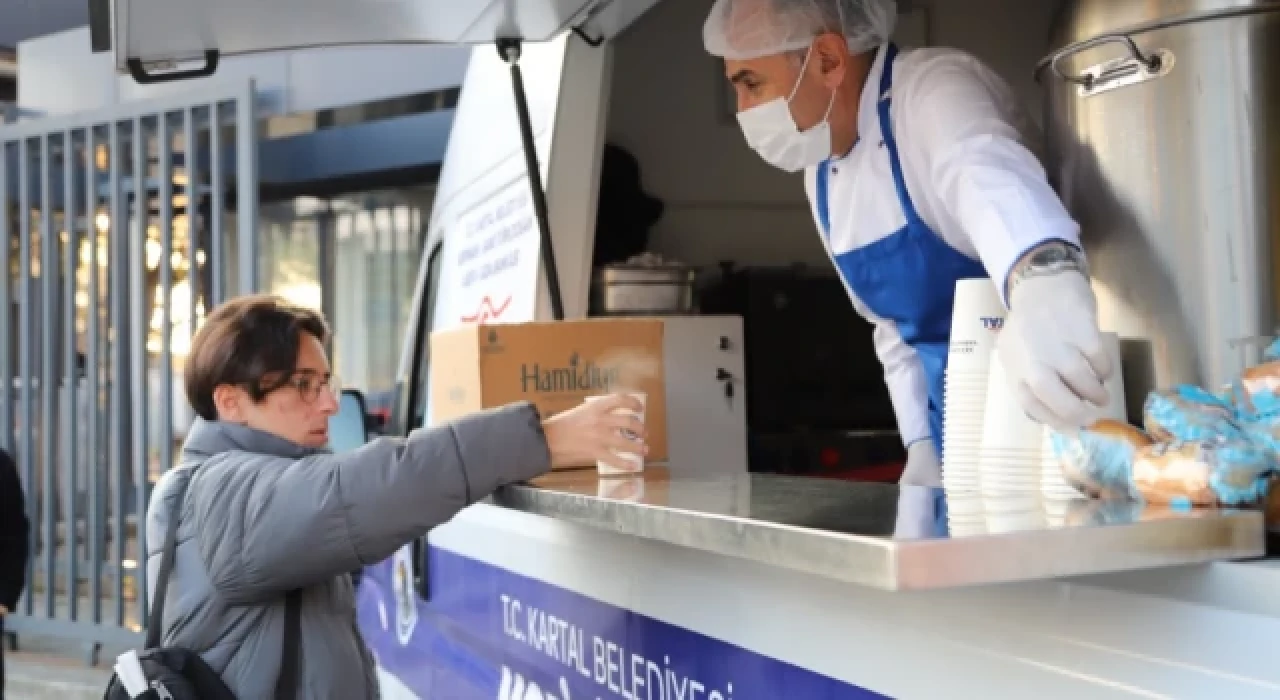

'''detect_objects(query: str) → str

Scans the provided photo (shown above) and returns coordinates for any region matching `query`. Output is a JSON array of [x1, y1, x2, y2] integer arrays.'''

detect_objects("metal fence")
[[0, 79, 258, 664]]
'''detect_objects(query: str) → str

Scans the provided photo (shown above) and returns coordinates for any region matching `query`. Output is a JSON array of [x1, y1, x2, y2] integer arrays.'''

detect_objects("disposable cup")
[[985, 479, 1044, 488], [986, 510, 1047, 534], [944, 441, 984, 450], [945, 494, 985, 516], [946, 375, 992, 384], [597, 477, 645, 501], [584, 392, 647, 476], [981, 493, 1041, 513], [947, 279, 1007, 372], [982, 466, 1042, 477], [980, 347, 1044, 455], [946, 389, 990, 398]]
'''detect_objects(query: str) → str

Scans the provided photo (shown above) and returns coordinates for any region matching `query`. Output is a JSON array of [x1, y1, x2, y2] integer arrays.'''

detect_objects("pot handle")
[[1043, 34, 1172, 95]]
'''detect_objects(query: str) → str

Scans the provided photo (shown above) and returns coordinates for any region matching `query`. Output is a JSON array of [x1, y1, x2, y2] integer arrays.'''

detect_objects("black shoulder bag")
[[104, 469, 302, 699]]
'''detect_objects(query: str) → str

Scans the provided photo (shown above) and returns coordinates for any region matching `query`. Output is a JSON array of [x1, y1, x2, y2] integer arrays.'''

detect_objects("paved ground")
[[5, 639, 113, 700], [6, 650, 112, 700]]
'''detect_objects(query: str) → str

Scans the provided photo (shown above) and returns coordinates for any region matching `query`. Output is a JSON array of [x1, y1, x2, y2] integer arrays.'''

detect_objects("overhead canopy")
[[101, 0, 662, 75]]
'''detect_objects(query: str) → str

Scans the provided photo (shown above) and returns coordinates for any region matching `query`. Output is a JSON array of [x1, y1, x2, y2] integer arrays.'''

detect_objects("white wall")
[[17, 26, 469, 117], [605, 0, 1063, 268]]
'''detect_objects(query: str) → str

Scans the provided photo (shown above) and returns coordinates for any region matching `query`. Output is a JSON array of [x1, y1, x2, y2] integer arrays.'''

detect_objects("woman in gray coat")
[[145, 294, 646, 698]]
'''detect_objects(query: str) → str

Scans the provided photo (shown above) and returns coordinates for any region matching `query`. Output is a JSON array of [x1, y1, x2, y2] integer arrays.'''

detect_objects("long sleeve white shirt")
[[803, 44, 1082, 447]]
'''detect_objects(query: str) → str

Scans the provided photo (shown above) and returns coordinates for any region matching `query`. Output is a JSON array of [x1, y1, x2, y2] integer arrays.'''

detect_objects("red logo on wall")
[[461, 295, 513, 323]]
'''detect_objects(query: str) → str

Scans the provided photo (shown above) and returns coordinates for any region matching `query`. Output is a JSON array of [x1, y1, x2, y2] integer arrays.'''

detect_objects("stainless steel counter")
[[491, 469, 1266, 591]]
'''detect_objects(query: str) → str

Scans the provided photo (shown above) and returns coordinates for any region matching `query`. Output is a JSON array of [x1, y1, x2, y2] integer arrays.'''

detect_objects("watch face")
[[1032, 245, 1071, 264], [1027, 243, 1085, 270]]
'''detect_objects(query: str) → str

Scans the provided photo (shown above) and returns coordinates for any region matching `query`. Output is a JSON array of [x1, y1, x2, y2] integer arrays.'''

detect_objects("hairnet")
[[703, 0, 897, 61]]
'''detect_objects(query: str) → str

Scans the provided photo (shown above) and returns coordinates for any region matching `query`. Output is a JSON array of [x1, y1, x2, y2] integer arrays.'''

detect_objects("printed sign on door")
[[434, 176, 542, 329]]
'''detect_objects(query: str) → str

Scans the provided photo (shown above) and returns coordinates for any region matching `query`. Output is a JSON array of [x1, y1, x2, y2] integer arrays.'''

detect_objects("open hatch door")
[[93, 0, 662, 321], [93, 0, 659, 79]]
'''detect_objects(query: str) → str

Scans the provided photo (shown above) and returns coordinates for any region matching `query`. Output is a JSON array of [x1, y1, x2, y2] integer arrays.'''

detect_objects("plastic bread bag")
[[1132, 437, 1276, 508], [1143, 385, 1242, 443], [1226, 337, 1280, 420], [1049, 420, 1150, 501]]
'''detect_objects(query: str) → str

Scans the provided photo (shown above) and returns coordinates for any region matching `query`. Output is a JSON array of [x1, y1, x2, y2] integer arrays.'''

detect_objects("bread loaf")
[[1050, 420, 1151, 501], [1089, 419, 1154, 449], [1132, 438, 1274, 507], [1143, 386, 1241, 443], [1242, 361, 1280, 396], [1232, 362, 1280, 420], [1131, 442, 1216, 506]]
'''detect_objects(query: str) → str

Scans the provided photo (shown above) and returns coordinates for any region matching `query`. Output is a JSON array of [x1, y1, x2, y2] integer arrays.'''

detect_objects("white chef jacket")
[[802, 44, 1082, 448]]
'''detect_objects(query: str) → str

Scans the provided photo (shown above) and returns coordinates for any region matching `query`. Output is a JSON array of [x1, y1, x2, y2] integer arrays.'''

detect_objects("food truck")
[[98, 0, 1280, 697]]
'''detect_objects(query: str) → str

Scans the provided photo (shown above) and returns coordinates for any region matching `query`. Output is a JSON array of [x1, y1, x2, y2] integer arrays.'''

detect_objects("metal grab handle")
[[126, 51, 220, 85], [1049, 34, 1164, 88]]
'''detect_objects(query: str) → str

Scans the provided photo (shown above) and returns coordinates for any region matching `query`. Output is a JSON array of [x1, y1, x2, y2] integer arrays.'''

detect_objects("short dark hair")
[[185, 294, 331, 421]]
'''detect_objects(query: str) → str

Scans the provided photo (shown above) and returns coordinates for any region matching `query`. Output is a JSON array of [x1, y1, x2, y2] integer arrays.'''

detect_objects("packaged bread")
[[1240, 412, 1280, 455], [1132, 437, 1275, 507], [1050, 419, 1152, 501], [1143, 385, 1242, 443], [1231, 361, 1280, 420], [1242, 361, 1280, 396]]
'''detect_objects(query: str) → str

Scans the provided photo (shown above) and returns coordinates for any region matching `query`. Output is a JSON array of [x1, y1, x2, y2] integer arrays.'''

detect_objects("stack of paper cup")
[[1041, 332, 1128, 500], [1043, 496, 1073, 527], [583, 392, 647, 476], [984, 493, 1048, 534], [944, 488, 987, 536], [980, 346, 1048, 495], [942, 279, 1006, 491]]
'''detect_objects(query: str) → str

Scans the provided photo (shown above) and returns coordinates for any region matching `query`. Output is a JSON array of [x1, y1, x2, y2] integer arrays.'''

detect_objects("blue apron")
[[815, 43, 987, 461]]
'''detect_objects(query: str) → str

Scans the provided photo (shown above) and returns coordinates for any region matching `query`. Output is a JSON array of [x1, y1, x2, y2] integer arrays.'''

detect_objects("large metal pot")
[[1039, 0, 1280, 402]]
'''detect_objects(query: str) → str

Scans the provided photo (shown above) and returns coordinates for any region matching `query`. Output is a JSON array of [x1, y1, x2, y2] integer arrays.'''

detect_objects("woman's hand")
[[542, 394, 649, 470]]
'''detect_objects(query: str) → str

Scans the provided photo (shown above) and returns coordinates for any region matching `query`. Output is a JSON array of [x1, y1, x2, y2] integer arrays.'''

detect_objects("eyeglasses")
[[277, 372, 342, 404]]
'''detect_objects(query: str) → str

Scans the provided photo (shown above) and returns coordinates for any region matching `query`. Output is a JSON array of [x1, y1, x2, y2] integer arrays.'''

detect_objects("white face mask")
[[736, 46, 837, 173]]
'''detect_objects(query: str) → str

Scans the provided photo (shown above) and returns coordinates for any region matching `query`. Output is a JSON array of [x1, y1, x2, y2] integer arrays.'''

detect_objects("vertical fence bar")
[[108, 121, 126, 627], [130, 117, 150, 628], [236, 88, 258, 294], [64, 129, 81, 622], [18, 137, 35, 617], [318, 208, 334, 335], [0, 139, 11, 455], [209, 104, 224, 304], [159, 112, 173, 477], [86, 125, 102, 625], [40, 133, 58, 619], [184, 108, 198, 340]]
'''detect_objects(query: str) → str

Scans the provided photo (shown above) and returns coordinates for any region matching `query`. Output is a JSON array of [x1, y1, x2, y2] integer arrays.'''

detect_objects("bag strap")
[[274, 589, 303, 699], [145, 465, 304, 699], [145, 465, 196, 649]]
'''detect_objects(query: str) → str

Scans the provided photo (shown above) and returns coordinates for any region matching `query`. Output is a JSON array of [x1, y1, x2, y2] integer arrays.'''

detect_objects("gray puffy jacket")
[[144, 402, 550, 699]]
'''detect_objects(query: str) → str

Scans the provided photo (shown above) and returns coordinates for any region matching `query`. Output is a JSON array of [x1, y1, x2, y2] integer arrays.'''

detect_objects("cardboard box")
[[429, 319, 667, 464]]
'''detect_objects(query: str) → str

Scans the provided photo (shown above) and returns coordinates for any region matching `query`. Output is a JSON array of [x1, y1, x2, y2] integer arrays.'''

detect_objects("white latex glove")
[[997, 272, 1114, 430], [899, 439, 941, 488], [893, 486, 939, 539]]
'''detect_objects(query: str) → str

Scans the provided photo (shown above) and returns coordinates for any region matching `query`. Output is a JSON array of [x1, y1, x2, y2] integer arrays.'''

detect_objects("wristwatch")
[[1006, 240, 1089, 302]]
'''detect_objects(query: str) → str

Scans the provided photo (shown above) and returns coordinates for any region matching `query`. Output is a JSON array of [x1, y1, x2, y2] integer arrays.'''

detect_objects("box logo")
[[520, 352, 620, 394]]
